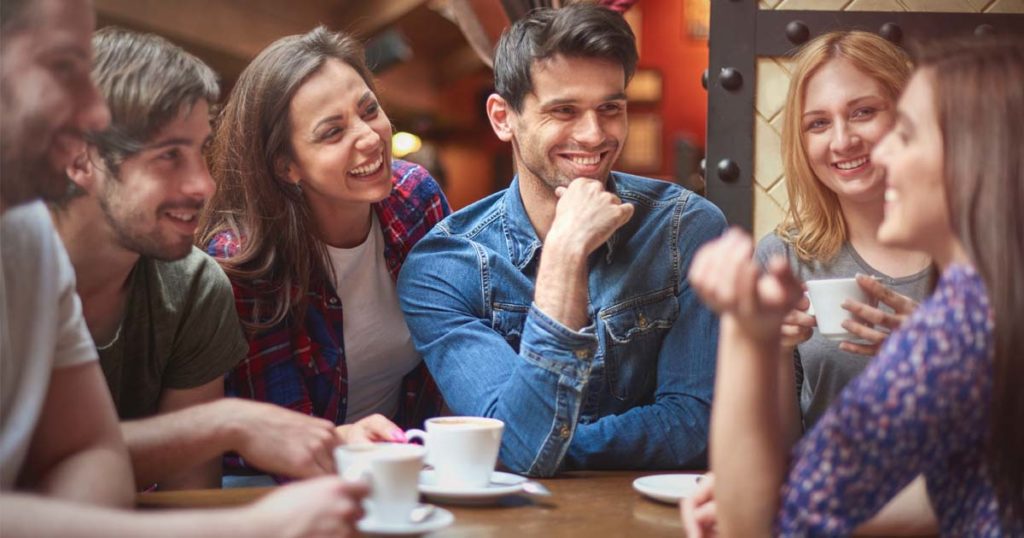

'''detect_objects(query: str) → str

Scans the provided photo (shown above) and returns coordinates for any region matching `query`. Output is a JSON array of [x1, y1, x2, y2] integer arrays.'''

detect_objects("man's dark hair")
[[88, 27, 219, 172], [493, 4, 637, 112]]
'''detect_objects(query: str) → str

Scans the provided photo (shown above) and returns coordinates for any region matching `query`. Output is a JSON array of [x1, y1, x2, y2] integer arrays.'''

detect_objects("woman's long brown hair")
[[196, 27, 376, 332], [918, 35, 1024, 523]]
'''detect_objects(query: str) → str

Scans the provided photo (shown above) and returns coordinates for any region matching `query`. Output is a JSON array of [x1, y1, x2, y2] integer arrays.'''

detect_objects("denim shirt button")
[[637, 313, 648, 328], [559, 425, 571, 439], [329, 297, 339, 305], [574, 349, 591, 360]]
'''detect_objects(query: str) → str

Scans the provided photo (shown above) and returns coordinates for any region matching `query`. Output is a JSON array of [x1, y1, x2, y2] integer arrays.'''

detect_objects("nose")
[[829, 121, 860, 154], [77, 80, 111, 134], [573, 111, 605, 148], [352, 119, 383, 154], [185, 160, 216, 202]]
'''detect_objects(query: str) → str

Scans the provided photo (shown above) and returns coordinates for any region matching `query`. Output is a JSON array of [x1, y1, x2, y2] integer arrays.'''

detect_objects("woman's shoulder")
[[382, 159, 450, 223]]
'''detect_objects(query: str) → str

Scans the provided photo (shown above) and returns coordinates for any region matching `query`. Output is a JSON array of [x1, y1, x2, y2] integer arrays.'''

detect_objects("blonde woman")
[[755, 31, 932, 432]]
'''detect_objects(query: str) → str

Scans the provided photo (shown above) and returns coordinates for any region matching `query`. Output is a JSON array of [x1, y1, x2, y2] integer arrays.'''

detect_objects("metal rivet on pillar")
[[719, 67, 743, 91], [717, 159, 740, 183], [785, 21, 810, 45], [975, 24, 995, 36], [701, 69, 709, 90], [699, 158, 706, 178], [880, 23, 902, 44]]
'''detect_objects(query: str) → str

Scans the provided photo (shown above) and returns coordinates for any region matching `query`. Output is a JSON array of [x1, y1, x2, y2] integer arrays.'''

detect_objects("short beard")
[[96, 175, 196, 262]]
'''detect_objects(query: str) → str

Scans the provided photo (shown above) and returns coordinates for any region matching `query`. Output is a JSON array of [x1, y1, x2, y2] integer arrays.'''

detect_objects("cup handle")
[[404, 429, 430, 467]]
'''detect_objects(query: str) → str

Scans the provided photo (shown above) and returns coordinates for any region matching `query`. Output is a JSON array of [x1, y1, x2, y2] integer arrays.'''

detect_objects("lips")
[[833, 155, 869, 171], [558, 151, 609, 177], [349, 155, 384, 177]]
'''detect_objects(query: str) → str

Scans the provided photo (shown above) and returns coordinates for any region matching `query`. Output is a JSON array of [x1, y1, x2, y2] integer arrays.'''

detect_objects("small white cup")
[[405, 417, 504, 489], [805, 277, 874, 341], [333, 443, 426, 524]]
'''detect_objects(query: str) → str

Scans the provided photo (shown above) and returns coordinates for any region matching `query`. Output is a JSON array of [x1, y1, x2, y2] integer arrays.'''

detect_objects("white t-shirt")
[[0, 202, 98, 489], [325, 216, 420, 423]]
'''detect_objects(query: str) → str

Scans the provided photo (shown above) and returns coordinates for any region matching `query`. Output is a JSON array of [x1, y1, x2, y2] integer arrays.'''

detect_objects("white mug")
[[333, 443, 426, 524], [805, 277, 875, 341], [405, 417, 504, 489]]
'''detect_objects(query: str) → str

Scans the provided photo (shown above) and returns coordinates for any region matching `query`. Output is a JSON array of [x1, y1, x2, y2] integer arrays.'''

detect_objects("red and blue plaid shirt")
[[207, 161, 449, 450]]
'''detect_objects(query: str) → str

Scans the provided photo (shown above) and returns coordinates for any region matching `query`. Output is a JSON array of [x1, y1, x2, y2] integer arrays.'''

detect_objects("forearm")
[[567, 395, 709, 469], [32, 442, 134, 507], [854, 476, 938, 536], [534, 234, 590, 331], [122, 400, 233, 489], [712, 316, 787, 537], [0, 494, 261, 538]]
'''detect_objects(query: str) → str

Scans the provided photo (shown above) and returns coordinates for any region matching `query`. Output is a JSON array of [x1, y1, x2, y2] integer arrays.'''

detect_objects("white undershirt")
[[325, 216, 420, 423]]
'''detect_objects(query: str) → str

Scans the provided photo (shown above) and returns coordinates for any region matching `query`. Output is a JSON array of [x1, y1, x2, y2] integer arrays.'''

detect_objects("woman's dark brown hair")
[[917, 35, 1024, 523], [196, 26, 375, 331]]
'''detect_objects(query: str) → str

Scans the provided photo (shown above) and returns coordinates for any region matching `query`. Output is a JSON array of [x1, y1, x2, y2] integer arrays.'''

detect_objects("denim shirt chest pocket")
[[598, 289, 679, 400], [491, 302, 530, 351]]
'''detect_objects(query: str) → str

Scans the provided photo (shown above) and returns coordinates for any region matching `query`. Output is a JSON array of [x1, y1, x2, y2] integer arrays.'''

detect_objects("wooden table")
[[138, 470, 691, 537]]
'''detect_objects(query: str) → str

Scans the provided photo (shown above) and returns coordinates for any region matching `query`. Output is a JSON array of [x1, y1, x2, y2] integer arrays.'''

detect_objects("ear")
[[486, 93, 515, 143], [64, 140, 97, 192], [275, 155, 302, 185]]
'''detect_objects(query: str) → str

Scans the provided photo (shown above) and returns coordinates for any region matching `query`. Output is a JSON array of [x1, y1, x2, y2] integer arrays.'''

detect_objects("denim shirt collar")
[[501, 175, 623, 270]]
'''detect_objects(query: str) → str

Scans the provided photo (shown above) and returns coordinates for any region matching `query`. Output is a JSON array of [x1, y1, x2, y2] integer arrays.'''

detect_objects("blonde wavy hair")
[[777, 31, 911, 261]]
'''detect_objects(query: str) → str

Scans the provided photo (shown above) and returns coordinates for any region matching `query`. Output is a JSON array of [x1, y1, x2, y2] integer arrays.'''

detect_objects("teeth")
[[835, 156, 868, 170], [884, 189, 898, 203], [167, 211, 195, 222], [568, 155, 600, 166], [350, 156, 383, 177]]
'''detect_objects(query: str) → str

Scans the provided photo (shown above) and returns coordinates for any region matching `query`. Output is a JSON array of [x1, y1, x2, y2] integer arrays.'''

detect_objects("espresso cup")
[[405, 417, 504, 489], [805, 277, 874, 341], [334, 443, 426, 524]]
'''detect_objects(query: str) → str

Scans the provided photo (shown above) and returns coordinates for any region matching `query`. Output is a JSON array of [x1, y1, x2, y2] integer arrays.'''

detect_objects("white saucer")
[[418, 470, 527, 504], [632, 474, 704, 504], [356, 506, 454, 536]]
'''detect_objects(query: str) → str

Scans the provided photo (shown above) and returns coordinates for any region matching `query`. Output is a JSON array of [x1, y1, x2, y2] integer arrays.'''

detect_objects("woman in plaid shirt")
[[198, 27, 449, 475]]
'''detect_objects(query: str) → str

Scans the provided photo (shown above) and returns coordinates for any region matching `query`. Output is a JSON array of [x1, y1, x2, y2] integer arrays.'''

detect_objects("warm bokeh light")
[[392, 131, 423, 158]]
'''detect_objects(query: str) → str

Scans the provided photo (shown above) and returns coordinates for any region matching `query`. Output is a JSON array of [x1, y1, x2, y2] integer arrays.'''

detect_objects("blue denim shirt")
[[398, 172, 725, 476]]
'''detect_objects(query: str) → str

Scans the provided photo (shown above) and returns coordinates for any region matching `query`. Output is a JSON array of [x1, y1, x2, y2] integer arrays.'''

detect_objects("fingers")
[[855, 274, 919, 315], [842, 299, 905, 330], [838, 340, 880, 356], [345, 414, 404, 444], [841, 317, 889, 345]]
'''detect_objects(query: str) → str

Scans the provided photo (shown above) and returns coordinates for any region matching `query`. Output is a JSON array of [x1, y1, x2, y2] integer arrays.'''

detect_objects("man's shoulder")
[[430, 188, 507, 239], [613, 173, 724, 221], [141, 247, 232, 302]]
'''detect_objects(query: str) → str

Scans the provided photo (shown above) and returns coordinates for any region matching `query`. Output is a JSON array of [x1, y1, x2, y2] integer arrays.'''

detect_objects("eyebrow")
[[144, 134, 212, 150], [540, 92, 628, 108], [311, 92, 376, 133], [802, 95, 885, 118]]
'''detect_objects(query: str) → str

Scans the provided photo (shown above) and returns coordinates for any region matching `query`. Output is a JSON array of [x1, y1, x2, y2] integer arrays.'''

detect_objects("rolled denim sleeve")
[[566, 195, 724, 470], [398, 231, 596, 477]]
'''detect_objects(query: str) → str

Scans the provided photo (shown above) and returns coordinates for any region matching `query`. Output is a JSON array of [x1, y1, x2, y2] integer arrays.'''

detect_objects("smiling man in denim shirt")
[[398, 4, 726, 477]]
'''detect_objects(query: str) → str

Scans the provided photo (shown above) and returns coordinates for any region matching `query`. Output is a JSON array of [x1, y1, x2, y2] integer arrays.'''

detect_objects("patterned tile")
[[768, 174, 791, 214], [966, 0, 994, 10], [757, 58, 792, 123], [754, 184, 787, 242], [845, 0, 909, 10], [901, 0, 979, 11], [760, 0, 783, 8], [775, 0, 851, 9], [771, 107, 787, 135], [984, 0, 1024, 13], [754, 115, 784, 189]]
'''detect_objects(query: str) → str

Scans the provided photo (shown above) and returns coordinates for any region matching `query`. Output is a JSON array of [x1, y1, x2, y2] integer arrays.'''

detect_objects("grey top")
[[755, 233, 932, 430]]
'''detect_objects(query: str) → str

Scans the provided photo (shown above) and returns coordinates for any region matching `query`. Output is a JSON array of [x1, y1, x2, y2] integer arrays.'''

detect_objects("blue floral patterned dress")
[[776, 264, 1021, 536]]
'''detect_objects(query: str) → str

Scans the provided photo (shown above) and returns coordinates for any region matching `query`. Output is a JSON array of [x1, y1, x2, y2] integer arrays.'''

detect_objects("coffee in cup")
[[805, 277, 875, 341], [405, 417, 504, 489], [334, 443, 426, 524]]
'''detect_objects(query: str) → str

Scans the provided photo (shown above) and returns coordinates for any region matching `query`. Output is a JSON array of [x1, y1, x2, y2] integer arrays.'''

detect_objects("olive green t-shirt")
[[98, 246, 247, 420]]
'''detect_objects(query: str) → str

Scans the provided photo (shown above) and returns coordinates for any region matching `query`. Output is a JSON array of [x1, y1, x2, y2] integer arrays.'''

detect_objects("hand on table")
[[336, 413, 406, 445], [681, 473, 718, 538], [246, 476, 367, 538], [689, 228, 804, 343], [225, 399, 341, 478], [839, 273, 919, 356]]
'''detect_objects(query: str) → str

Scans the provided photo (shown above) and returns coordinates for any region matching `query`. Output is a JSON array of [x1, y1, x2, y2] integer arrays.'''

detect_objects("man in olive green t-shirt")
[[51, 28, 398, 490]]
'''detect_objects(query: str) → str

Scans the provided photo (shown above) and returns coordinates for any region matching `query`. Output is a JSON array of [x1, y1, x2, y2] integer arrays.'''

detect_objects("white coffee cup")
[[805, 277, 874, 341], [333, 443, 426, 524], [405, 417, 504, 489]]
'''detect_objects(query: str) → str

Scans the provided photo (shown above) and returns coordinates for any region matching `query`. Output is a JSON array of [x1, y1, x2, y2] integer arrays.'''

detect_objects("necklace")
[[95, 320, 123, 351]]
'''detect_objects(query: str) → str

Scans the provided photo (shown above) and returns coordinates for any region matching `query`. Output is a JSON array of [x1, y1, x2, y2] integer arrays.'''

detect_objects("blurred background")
[[94, 0, 711, 211]]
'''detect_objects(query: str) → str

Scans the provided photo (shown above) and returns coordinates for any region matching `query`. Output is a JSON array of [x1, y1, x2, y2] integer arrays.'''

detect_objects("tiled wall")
[[751, 0, 1024, 241]]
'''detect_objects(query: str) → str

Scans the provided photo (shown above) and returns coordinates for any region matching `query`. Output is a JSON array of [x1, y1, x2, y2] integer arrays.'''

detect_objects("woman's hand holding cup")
[[839, 273, 920, 356]]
